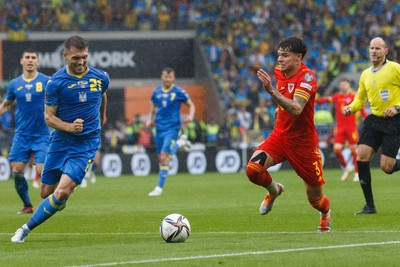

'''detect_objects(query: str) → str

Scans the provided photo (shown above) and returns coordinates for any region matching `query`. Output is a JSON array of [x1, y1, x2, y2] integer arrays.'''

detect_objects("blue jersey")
[[151, 85, 190, 131], [45, 66, 109, 138], [5, 72, 50, 136]]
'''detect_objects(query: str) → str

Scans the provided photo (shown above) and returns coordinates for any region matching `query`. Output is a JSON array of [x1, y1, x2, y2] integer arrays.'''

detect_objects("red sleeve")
[[360, 107, 368, 118], [315, 97, 331, 104]]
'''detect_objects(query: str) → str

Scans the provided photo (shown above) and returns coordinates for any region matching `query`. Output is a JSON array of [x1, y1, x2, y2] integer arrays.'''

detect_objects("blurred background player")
[[247, 37, 331, 233], [24, 153, 40, 188], [0, 48, 50, 214], [81, 149, 100, 187], [146, 67, 195, 196], [316, 78, 368, 182], [343, 37, 400, 215]]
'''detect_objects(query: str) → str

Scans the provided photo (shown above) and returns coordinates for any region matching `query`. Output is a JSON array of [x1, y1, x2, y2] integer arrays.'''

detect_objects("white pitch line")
[[1, 230, 400, 236], [66, 241, 400, 267]]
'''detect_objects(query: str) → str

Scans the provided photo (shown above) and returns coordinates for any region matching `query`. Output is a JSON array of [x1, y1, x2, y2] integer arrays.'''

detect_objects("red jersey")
[[273, 63, 318, 148], [316, 92, 357, 130]]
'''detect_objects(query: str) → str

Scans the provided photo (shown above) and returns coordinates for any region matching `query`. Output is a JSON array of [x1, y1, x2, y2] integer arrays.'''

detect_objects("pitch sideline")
[[2, 230, 400, 236], [65, 240, 400, 267]]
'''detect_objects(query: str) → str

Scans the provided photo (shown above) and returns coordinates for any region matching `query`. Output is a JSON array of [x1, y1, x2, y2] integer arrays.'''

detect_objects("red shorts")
[[334, 127, 358, 145], [257, 132, 325, 187]]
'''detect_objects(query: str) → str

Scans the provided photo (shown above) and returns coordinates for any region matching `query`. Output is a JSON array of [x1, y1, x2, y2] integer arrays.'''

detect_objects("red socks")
[[309, 194, 330, 214], [246, 162, 272, 187]]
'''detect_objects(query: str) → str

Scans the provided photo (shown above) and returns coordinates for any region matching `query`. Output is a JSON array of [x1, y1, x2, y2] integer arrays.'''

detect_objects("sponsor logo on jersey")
[[300, 82, 312, 91], [68, 84, 77, 89], [78, 81, 88, 88]]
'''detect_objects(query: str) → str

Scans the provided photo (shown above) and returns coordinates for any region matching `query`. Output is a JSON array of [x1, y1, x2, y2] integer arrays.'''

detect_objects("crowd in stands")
[[99, 114, 220, 153], [1, 0, 400, 152]]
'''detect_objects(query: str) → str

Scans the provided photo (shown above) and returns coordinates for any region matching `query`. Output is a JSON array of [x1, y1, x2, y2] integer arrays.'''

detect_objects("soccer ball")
[[160, 213, 191, 243]]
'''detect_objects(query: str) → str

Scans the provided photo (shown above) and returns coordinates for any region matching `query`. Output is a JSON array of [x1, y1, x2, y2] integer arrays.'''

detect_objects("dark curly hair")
[[278, 36, 307, 59]]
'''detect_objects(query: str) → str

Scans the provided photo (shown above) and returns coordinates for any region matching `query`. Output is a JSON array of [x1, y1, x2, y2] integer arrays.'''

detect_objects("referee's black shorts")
[[359, 114, 400, 158]]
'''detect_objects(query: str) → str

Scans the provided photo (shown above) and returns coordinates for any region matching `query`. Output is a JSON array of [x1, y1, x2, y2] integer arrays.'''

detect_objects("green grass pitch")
[[1, 168, 399, 266]]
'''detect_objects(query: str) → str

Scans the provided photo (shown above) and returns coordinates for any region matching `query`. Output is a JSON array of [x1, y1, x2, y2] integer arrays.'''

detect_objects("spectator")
[[206, 118, 220, 145], [104, 124, 123, 152], [137, 126, 152, 147]]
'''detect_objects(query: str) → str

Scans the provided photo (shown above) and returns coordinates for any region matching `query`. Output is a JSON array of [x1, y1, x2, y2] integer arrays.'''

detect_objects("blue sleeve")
[[5, 80, 16, 101], [150, 89, 157, 104], [45, 79, 59, 107], [180, 88, 190, 104], [102, 71, 110, 94]]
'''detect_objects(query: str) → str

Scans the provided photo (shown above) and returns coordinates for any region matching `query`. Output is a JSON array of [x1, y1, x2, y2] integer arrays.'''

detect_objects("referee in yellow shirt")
[[343, 37, 400, 215]]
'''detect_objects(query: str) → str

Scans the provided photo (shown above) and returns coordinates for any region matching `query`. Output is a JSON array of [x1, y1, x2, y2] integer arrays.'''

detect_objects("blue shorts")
[[155, 129, 179, 155], [41, 135, 100, 185], [9, 133, 50, 164]]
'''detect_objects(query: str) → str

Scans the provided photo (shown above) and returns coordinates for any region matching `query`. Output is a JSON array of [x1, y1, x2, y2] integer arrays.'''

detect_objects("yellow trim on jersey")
[[350, 60, 400, 117], [162, 84, 175, 93], [294, 89, 310, 101], [22, 73, 38, 83], [66, 66, 90, 78]]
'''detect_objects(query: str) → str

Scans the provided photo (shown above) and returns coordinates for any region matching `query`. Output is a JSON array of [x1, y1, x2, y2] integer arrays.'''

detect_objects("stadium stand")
[[1, 0, 400, 150]]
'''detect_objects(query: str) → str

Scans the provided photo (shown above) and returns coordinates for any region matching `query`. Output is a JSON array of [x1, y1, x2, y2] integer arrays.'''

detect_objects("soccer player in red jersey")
[[246, 36, 331, 233], [316, 79, 368, 182]]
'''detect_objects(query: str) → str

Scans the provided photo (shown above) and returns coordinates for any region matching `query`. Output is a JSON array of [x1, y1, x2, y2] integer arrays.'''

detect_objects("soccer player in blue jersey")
[[146, 67, 195, 196], [0, 48, 50, 214], [11, 36, 109, 242]]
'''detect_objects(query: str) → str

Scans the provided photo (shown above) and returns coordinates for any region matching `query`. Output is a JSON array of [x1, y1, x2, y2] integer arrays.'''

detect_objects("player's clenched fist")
[[71, 118, 84, 133]]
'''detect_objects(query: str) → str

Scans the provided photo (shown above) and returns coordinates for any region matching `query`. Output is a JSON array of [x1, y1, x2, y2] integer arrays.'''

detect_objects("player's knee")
[[380, 162, 394, 174], [245, 162, 263, 183], [333, 147, 342, 155], [40, 190, 49, 199], [53, 188, 72, 202], [159, 153, 170, 163]]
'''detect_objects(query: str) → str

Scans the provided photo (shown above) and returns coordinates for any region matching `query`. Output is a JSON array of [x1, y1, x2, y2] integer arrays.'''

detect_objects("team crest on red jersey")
[[288, 83, 295, 93]]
